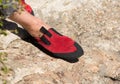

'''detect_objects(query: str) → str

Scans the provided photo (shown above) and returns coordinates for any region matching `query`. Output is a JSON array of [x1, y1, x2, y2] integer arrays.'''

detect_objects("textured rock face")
[[0, 0, 120, 84]]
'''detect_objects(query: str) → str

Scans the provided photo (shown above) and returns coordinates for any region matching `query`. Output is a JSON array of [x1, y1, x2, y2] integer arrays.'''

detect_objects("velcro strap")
[[40, 35, 51, 45], [40, 26, 52, 37]]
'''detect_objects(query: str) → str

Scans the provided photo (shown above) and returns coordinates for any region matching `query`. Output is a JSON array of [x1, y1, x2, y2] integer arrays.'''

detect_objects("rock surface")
[[0, 0, 120, 84]]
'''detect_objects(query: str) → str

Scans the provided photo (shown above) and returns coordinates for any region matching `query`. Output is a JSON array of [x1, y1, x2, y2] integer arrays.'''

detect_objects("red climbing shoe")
[[34, 26, 84, 61], [20, 1, 84, 62], [20, 0, 34, 15]]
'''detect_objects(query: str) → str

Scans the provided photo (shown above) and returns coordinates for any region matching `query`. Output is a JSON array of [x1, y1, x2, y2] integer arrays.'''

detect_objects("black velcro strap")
[[40, 26, 52, 37], [40, 36, 51, 45]]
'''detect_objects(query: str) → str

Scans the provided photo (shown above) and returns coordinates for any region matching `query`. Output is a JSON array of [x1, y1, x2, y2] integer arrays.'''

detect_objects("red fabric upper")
[[20, 0, 32, 13], [35, 29, 77, 53]]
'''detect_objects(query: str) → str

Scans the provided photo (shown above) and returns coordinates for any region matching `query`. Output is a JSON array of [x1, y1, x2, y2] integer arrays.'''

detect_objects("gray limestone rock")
[[0, 0, 120, 84]]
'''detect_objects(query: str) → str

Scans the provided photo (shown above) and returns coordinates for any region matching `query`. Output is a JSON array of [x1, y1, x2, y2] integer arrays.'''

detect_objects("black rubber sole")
[[53, 42, 84, 62], [25, 37, 84, 63]]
